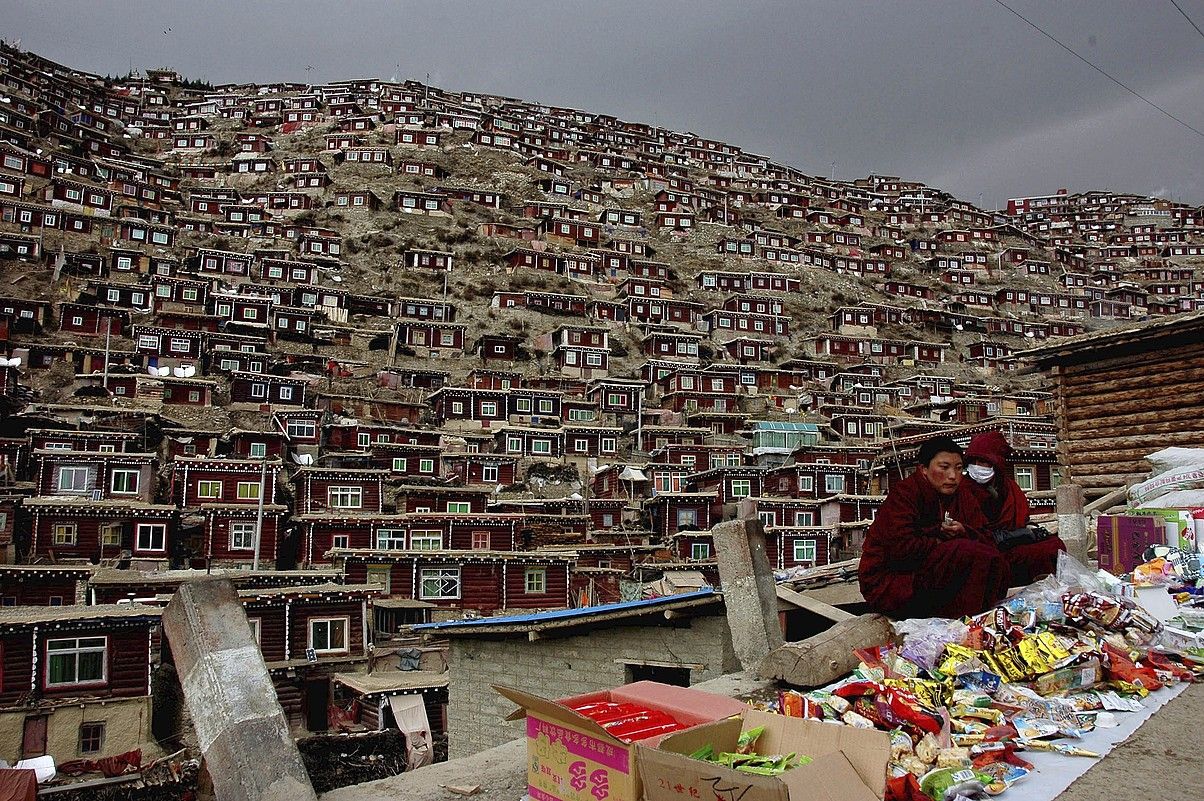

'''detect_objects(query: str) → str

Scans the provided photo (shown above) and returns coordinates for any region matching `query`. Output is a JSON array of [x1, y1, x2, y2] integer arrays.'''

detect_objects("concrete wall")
[[0, 696, 155, 765], [445, 612, 739, 758]]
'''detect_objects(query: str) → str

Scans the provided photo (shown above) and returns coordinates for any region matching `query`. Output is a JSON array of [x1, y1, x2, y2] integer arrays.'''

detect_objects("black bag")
[[993, 524, 1052, 551]]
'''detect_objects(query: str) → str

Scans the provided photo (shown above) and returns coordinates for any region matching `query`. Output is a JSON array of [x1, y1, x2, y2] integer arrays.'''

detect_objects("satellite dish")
[[954, 324, 964, 331], [157, 366, 171, 377], [172, 366, 186, 377], [147, 366, 160, 376], [183, 364, 196, 377]]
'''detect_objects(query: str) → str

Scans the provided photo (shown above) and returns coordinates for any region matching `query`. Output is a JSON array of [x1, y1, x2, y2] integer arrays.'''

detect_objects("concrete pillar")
[[1057, 483, 1090, 563], [711, 516, 784, 671], [163, 578, 317, 801]]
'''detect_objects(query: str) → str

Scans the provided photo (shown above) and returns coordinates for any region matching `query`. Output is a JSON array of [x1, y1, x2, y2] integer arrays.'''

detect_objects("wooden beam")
[[759, 613, 896, 689], [775, 585, 855, 622], [1083, 482, 1136, 515]]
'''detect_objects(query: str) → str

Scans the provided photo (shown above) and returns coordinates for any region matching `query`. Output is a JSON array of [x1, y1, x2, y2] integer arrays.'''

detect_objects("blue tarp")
[[413, 588, 717, 631]]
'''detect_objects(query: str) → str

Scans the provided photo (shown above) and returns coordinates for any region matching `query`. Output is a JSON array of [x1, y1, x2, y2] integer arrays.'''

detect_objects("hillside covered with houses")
[[0, 41, 1202, 768]]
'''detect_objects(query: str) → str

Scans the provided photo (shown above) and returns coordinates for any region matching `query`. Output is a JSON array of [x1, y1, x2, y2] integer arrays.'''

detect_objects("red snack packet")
[[1102, 642, 1163, 691]]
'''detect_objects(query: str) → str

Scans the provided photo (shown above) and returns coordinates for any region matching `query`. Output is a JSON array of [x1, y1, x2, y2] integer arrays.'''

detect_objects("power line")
[[990, 0, 1204, 140], [1169, 0, 1204, 41]]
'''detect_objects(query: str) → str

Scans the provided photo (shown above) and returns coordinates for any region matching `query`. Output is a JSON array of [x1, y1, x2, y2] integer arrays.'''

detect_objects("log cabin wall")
[[1023, 312, 1204, 495]]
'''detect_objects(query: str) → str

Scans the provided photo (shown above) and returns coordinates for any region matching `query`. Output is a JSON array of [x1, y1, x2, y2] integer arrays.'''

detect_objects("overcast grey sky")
[[5, 0, 1203, 206]]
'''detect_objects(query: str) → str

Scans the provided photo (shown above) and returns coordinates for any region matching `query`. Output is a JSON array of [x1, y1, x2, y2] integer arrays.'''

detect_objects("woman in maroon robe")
[[859, 437, 1011, 619], [964, 431, 1065, 587]]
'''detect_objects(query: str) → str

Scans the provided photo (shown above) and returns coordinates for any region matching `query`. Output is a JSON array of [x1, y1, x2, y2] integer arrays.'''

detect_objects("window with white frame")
[[1014, 467, 1034, 491], [309, 617, 349, 654], [110, 468, 140, 495], [286, 419, 316, 439], [531, 439, 552, 455], [136, 523, 166, 551], [798, 475, 814, 492], [573, 438, 589, 453], [278, 386, 293, 401], [538, 399, 554, 414], [250, 383, 266, 399], [676, 508, 698, 527], [446, 501, 471, 514], [514, 397, 532, 413], [480, 402, 497, 416], [730, 479, 752, 498], [391, 457, 408, 473], [795, 510, 815, 526], [690, 542, 711, 560], [230, 522, 256, 550], [601, 438, 616, 453], [418, 458, 435, 474], [197, 480, 222, 499], [328, 486, 363, 509], [57, 466, 91, 493], [793, 540, 817, 563], [46, 636, 107, 686], [376, 529, 406, 549], [419, 567, 460, 599], [236, 481, 261, 501], [524, 567, 547, 594], [507, 436, 522, 453], [758, 511, 776, 529], [482, 464, 499, 483], [824, 474, 845, 494], [410, 531, 442, 550]]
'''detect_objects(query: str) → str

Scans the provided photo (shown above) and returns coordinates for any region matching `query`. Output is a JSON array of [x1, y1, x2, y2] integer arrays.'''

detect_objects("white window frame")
[[236, 481, 261, 501], [419, 567, 460, 599], [793, 540, 817, 563], [136, 523, 166, 552], [328, 486, 364, 509], [308, 617, 349, 654], [45, 636, 107, 687], [197, 480, 222, 499], [110, 468, 140, 495], [57, 466, 91, 493], [230, 522, 256, 551]]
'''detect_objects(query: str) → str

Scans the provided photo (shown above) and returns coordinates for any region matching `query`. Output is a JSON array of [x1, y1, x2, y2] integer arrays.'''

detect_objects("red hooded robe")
[[858, 470, 1010, 619], [964, 431, 1064, 586]]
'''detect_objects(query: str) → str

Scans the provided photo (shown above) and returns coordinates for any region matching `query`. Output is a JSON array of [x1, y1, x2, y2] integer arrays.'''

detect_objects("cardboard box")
[[1097, 514, 1164, 575], [1128, 508, 1194, 551], [495, 681, 749, 801], [638, 708, 890, 801]]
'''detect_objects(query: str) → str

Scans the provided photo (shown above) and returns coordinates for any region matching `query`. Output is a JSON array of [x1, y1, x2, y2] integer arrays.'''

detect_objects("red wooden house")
[[0, 605, 162, 763]]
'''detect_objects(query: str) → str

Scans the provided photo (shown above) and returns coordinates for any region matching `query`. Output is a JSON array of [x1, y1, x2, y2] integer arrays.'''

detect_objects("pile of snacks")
[[759, 559, 1201, 799]]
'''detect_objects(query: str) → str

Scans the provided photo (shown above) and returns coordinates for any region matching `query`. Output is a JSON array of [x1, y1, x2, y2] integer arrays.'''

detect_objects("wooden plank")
[[1083, 483, 1136, 515], [775, 585, 856, 622]]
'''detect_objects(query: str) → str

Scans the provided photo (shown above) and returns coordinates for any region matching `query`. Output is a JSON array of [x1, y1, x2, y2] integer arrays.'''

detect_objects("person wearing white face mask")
[[964, 431, 1065, 587]]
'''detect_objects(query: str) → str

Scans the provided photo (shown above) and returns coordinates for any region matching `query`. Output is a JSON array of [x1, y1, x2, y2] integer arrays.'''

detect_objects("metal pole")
[[252, 457, 268, 571]]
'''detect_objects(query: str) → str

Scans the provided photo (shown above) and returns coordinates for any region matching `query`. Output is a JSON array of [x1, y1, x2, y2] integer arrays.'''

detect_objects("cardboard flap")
[[492, 684, 612, 739], [656, 716, 743, 757], [778, 750, 879, 801], [637, 740, 789, 801], [740, 709, 890, 798]]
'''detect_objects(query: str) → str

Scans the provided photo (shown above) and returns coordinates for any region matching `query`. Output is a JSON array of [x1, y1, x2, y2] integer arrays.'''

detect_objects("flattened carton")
[[637, 708, 890, 801], [495, 681, 749, 801]]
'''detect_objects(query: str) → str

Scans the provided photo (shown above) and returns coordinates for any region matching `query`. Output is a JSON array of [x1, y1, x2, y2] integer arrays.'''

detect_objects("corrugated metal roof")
[[413, 588, 718, 632]]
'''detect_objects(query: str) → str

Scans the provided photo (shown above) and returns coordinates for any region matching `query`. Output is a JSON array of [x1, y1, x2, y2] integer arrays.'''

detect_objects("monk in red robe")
[[859, 437, 1010, 619], [963, 431, 1064, 587]]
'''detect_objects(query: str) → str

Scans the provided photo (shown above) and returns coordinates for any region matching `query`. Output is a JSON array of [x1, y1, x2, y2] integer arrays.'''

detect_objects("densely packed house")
[[0, 42, 1201, 763]]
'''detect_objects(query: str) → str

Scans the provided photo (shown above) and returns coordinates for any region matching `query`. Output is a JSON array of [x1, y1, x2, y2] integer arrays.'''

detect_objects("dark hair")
[[917, 436, 963, 467]]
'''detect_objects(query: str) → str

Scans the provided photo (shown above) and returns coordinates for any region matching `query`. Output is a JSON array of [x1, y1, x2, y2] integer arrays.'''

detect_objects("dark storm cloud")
[[5, 0, 1202, 205]]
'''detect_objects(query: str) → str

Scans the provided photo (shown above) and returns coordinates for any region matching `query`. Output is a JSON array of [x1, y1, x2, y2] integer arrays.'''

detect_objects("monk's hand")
[[939, 519, 965, 539]]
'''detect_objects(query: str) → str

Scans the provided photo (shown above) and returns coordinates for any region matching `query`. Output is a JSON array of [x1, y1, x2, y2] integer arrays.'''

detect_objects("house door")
[[305, 678, 330, 733], [22, 715, 48, 758]]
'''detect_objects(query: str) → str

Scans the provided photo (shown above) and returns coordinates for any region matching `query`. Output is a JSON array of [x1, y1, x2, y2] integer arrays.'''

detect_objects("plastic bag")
[[893, 618, 970, 671], [1055, 551, 1113, 595]]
